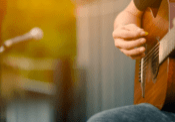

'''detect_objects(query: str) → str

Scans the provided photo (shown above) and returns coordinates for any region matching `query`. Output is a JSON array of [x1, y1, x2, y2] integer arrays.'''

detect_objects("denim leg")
[[87, 103, 175, 122]]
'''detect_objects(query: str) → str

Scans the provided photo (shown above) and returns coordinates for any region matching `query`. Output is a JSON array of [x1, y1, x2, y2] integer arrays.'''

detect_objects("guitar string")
[[137, 42, 159, 75], [137, 0, 172, 80], [138, 45, 159, 75], [143, 45, 159, 67], [140, 19, 175, 72], [140, 29, 174, 70], [142, 49, 159, 71], [142, 42, 159, 62], [137, 40, 159, 70], [139, 52, 159, 78], [130, 1, 164, 62], [142, 37, 175, 71], [138, 41, 159, 69], [140, 48, 159, 72], [143, 36, 175, 67], [137, 44, 159, 76], [135, 0, 168, 62], [139, 38, 161, 72], [137, 0, 165, 70]]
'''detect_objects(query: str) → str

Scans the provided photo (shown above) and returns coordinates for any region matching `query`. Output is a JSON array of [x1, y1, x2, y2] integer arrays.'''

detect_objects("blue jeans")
[[87, 103, 175, 122]]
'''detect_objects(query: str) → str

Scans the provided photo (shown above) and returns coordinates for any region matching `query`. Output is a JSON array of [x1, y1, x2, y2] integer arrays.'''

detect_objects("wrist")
[[114, 11, 142, 30]]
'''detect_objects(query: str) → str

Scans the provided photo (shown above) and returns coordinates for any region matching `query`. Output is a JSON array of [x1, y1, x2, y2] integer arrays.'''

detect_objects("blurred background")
[[0, 0, 135, 122]]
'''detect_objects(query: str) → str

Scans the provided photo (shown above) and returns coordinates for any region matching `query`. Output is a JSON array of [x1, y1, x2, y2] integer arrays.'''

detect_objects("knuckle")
[[118, 25, 124, 29], [142, 38, 146, 42], [112, 31, 116, 38], [115, 44, 119, 48], [135, 31, 140, 37], [126, 53, 130, 57], [130, 56, 134, 60], [122, 34, 127, 39], [115, 41, 120, 48], [136, 39, 142, 45], [129, 24, 135, 27], [125, 51, 130, 57], [138, 38, 145, 44], [138, 38, 143, 43], [131, 24, 138, 28], [120, 49, 124, 53], [125, 44, 131, 49], [137, 48, 142, 54]]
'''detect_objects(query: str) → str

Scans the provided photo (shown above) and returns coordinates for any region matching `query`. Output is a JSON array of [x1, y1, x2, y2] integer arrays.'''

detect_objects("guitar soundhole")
[[151, 48, 159, 83]]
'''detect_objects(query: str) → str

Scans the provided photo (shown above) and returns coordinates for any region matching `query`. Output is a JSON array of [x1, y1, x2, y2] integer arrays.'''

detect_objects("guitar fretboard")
[[159, 26, 175, 64]]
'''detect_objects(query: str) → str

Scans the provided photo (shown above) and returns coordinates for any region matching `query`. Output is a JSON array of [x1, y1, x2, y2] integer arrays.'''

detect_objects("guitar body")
[[134, 0, 175, 112]]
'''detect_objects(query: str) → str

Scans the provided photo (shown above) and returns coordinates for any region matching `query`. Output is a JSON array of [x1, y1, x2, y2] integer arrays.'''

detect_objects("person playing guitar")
[[88, 0, 175, 121]]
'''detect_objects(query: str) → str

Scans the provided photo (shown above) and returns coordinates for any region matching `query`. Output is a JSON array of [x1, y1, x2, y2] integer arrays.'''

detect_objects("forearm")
[[114, 11, 142, 29], [114, 0, 143, 29]]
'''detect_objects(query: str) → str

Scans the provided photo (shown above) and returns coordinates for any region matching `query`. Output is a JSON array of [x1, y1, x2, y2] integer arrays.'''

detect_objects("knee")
[[87, 108, 120, 122], [87, 113, 105, 122]]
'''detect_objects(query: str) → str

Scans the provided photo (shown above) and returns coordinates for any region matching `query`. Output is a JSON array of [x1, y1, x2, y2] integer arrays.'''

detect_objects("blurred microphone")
[[0, 27, 43, 53]]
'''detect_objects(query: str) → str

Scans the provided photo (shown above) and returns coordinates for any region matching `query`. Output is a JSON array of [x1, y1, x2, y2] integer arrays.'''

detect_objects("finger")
[[123, 24, 143, 31], [129, 53, 145, 60], [113, 29, 147, 39], [120, 46, 145, 57], [114, 38, 146, 50]]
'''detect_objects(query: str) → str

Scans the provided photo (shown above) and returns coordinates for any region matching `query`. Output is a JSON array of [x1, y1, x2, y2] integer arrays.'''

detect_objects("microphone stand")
[[0, 27, 43, 122]]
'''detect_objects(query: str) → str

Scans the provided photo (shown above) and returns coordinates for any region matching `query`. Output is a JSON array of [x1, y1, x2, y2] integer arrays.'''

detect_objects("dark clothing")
[[87, 103, 175, 122], [133, 0, 162, 11]]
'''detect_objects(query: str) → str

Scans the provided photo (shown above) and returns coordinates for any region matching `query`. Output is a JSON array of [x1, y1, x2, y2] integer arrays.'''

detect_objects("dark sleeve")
[[133, 0, 162, 11]]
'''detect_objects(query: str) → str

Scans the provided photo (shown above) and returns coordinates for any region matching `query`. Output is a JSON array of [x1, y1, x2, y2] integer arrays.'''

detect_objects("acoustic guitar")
[[134, 0, 175, 112]]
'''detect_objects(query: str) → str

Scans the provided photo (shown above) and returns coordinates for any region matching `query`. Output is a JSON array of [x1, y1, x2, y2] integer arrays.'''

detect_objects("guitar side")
[[134, 0, 175, 112]]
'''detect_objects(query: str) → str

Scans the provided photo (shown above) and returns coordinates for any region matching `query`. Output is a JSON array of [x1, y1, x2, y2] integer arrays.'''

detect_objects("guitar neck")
[[159, 26, 175, 64]]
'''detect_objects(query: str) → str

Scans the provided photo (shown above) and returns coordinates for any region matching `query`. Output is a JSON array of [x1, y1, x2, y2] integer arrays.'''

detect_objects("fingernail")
[[140, 47, 145, 52], [145, 31, 149, 35], [141, 31, 148, 36], [140, 38, 146, 43]]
